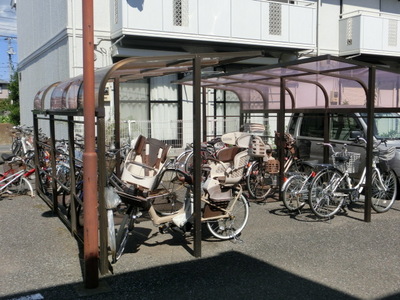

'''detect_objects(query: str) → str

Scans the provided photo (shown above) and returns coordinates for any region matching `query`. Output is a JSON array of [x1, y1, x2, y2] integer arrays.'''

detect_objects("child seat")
[[208, 147, 250, 186], [121, 135, 171, 191]]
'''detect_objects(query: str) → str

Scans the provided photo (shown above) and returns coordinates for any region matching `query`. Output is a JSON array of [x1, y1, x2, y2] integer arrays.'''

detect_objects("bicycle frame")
[[144, 182, 244, 226], [332, 160, 387, 199], [309, 137, 397, 218], [0, 167, 35, 196], [0, 169, 25, 191]]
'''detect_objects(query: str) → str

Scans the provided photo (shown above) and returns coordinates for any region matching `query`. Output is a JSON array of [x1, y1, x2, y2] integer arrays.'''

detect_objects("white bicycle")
[[308, 136, 397, 218]]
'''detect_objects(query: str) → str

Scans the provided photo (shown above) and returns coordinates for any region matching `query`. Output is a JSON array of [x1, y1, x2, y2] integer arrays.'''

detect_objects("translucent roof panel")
[[188, 55, 400, 112], [35, 51, 263, 111], [34, 53, 400, 114]]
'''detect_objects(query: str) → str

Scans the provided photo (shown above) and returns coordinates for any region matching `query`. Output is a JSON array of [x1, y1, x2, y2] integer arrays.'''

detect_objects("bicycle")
[[106, 135, 249, 263], [174, 137, 225, 176], [308, 136, 397, 218], [0, 153, 35, 198], [10, 125, 35, 157], [246, 132, 311, 200], [281, 163, 329, 212]]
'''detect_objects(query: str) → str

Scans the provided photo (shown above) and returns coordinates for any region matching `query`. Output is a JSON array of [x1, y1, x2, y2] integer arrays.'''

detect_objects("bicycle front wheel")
[[246, 161, 273, 199], [309, 169, 347, 218], [15, 177, 34, 197], [371, 169, 397, 213], [115, 205, 136, 262], [282, 174, 308, 212], [206, 193, 249, 240]]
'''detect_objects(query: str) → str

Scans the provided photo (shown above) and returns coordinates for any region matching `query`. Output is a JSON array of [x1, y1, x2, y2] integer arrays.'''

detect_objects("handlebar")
[[317, 136, 387, 156]]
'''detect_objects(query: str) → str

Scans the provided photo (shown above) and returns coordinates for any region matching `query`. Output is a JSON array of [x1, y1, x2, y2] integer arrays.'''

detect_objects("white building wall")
[[18, 39, 70, 126], [17, 0, 111, 126], [15, 0, 400, 131], [318, 1, 341, 55], [17, 0, 68, 61], [341, 0, 379, 14]]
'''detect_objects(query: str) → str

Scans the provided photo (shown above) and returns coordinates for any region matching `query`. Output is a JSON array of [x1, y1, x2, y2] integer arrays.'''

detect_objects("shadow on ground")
[[7, 250, 400, 300]]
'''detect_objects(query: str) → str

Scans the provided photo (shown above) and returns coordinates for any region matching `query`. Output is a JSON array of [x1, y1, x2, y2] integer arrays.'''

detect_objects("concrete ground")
[[0, 189, 399, 300]]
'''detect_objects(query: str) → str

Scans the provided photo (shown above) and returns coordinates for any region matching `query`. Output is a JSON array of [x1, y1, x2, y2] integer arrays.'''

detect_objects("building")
[[0, 80, 10, 100], [14, 0, 400, 141]]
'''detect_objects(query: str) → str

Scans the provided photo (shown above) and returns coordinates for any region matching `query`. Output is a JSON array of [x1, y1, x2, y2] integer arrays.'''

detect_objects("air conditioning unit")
[[104, 82, 114, 102], [330, 91, 339, 105]]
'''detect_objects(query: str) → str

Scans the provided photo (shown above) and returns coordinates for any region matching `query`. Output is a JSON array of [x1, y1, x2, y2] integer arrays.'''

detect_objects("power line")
[[0, 35, 17, 39], [0, 16, 16, 21]]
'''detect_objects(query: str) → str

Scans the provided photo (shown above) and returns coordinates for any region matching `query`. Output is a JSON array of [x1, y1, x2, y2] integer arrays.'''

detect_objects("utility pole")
[[5, 37, 16, 78]]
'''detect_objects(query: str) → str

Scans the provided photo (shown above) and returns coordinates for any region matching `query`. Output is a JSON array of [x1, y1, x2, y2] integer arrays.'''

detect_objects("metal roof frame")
[[32, 52, 400, 275]]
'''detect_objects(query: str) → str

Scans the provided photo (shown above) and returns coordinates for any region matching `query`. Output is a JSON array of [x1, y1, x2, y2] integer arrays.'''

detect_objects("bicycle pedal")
[[133, 212, 142, 219], [171, 226, 186, 236], [333, 192, 347, 197], [158, 225, 168, 234]]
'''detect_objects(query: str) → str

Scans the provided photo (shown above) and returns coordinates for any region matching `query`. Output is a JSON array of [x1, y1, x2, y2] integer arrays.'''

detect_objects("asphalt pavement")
[[1, 186, 400, 300]]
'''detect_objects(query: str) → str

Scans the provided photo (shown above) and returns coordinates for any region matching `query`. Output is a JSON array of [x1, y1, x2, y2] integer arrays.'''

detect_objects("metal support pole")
[[67, 116, 77, 234], [202, 87, 207, 141], [114, 78, 121, 176], [82, 0, 99, 288], [364, 67, 376, 222], [193, 56, 202, 258], [278, 78, 286, 202], [49, 115, 57, 212]]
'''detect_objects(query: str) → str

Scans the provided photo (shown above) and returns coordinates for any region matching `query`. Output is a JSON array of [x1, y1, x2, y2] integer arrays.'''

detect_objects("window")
[[300, 114, 324, 138], [330, 114, 362, 140], [361, 112, 400, 139], [299, 113, 363, 140], [119, 74, 182, 145]]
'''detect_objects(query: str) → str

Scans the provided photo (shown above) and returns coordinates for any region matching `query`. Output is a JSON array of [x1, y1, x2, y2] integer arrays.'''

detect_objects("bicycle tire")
[[11, 140, 22, 156], [308, 169, 347, 218], [371, 169, 397, 213], [17, 177, 34, 197], [246, 161, 273, 199], [206, 193, 249, 240], [282, 174, 307, 212], [115, 205, 136, 262], [107, 209, 117, 262], [152, 169, 189, 216]]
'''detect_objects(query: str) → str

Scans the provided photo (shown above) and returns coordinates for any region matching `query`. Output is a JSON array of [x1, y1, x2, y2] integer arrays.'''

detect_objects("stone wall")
[[0, 123, 13, 145]]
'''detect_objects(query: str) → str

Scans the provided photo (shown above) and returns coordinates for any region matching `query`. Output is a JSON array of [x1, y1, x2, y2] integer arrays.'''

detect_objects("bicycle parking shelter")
[[32, 52, 400, 276]]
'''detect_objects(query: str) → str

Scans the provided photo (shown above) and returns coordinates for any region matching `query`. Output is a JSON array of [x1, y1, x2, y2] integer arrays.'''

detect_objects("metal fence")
[[74, 116, 278, 156], [98, 117, 241, 155]]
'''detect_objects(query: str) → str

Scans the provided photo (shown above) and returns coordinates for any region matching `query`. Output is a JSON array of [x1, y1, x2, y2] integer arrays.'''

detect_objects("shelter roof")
[[179, 54, 400, 113], [33, 53, 400, 114]]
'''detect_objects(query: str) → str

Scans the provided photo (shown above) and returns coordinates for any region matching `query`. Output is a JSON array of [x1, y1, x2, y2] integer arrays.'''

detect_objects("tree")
[[0, 72, 20, 125], [8, 72, 19, 105]]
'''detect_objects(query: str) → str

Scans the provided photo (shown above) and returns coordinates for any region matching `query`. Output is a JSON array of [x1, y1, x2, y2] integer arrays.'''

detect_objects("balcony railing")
[[339, 10, 400, 57], [111, 0, 316, 50]]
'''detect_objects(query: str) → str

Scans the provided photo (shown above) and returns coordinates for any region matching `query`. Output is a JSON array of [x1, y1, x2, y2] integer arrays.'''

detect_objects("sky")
[[0, 0, 16, 81]]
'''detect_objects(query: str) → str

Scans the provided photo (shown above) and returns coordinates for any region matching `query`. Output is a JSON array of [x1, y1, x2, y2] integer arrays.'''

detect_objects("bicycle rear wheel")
[[371, 169, 397, 213], [11, 140, 22, 156], [246, 161, 273, 199], [282, 174, 308, 212], [206, 193, 249, 240], [308, 169, 347, 218]]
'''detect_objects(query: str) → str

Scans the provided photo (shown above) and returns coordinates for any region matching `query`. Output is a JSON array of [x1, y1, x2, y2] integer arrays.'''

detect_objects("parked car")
[[287, 112, 400, 192]]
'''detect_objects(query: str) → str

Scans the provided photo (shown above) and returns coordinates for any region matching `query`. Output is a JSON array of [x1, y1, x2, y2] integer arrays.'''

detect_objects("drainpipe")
[[71, 0, 76, 76], [317, 0, 321, 56], [82, 0, 99, 288]]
